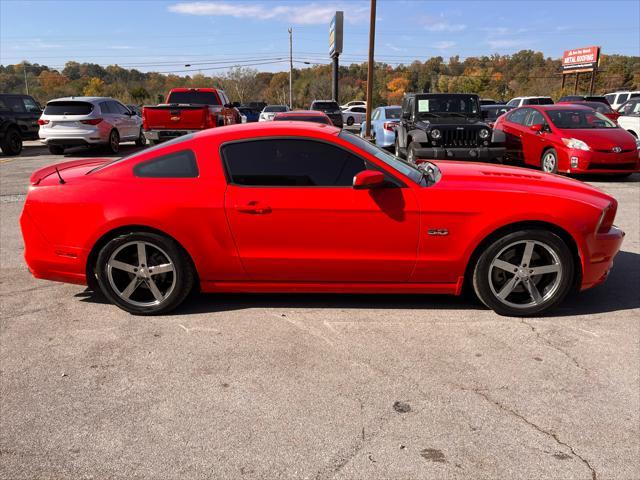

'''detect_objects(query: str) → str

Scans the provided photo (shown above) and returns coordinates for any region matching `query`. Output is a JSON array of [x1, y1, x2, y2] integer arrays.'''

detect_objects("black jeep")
[[0, 94, 42, 156], [394, 93, 505, 164]]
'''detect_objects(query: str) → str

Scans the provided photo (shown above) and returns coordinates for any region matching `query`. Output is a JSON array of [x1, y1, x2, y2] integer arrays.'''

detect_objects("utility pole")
[[288, 27, 293, 109], [364, 0, 376, 138], [23, 64, 29, 95]]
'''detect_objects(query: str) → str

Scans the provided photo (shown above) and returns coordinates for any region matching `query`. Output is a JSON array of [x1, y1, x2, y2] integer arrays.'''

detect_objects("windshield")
[[338, 131, 431, 186], [167, 91, 220, 105], [482, 107, 510, 121], [312, 102, 339, 111], [385, 108, 401, 119], [547, 109, 617, 129], [264, 105, 288, 112], [416, 96, 479, 116]]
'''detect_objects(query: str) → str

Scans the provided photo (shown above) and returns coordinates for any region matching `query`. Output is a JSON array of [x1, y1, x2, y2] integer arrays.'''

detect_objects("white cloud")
[[385, 43, 405, 52], [168, 2, 368, 25], [422, 15, 466, 32], [487, 38, 526, 49], [433, 41, 456, 50]]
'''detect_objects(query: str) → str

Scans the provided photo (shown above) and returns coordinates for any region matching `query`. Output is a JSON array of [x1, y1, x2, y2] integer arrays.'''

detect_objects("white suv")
[[617, 98, 640, 139], [39, 97, 144, 155], [506, 96, 554, 107], [604, 91, 640, 110]]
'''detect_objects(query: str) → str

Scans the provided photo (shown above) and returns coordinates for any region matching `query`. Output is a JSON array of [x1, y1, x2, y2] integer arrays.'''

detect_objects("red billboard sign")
[[562, 46, 600, 72]]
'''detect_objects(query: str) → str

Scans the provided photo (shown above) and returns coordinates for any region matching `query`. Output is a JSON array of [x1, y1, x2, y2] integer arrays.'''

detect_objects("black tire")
[[135, 128, 146, 147], [394, 136, 404, 159], [106, 129, 120, 154], [95, 232, 195, 315], [1, 128, 23, 156], [472, 229, 575, 317], [346, 116, 355, 126], [541, 148, 558, 174], [406, 141, 419, 165], [48, 145, 65, 155]]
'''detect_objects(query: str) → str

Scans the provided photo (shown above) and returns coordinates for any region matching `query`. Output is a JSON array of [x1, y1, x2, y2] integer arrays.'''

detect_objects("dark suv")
[[0, 94, 42, 155], [394, 93, 505, 164], [310, 100, 343, 128]]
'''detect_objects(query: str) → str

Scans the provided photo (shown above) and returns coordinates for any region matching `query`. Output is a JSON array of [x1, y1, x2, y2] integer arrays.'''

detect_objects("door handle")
[[236, 201, 272, 214]]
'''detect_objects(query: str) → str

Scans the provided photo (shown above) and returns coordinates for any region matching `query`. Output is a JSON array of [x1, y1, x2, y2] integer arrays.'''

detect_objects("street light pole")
[[364, 0, 376, 138], [23, 64, 29, 95], [288, 27, 293, 109]]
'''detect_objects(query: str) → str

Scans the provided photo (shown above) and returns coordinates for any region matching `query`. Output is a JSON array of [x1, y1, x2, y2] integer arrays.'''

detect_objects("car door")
[[21, 96, 42, 138], [521, 108, 551, 166], [501, 108, 531, 162], [4, 95, 35, 139], [222, 137, 420, 282], [110, 101, 135, 139]]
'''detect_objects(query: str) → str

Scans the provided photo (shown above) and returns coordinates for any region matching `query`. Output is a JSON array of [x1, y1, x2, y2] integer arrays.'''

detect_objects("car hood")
[[417, 117, 485, 127], [432, 160, 613, 206], [559, 128, 637, 150]]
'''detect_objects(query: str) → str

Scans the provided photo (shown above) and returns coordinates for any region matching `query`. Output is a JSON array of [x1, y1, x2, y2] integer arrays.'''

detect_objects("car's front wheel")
[[472, 229, 574, 316], [96, 232, 195, 315], [406, 142, 419, 164], [346, 116, 355, 126], [394, 136, 404, 158], [541, 148, 558, 174], [1, 128, 22, 156], [135, 128, 146, 147]]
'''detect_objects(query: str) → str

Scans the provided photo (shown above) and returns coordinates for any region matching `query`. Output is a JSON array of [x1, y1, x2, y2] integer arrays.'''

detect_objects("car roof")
[[513, 96, 552, 99], [194, 120, 341, 139], [532, 104, 592, 111], [169, 88, 219, 92], [274, 110, 327, 116], [46, 96, 113, 103]]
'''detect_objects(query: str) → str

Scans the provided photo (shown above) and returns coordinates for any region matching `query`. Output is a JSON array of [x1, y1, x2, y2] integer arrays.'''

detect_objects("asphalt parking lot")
[[1, 141, 638, 480]]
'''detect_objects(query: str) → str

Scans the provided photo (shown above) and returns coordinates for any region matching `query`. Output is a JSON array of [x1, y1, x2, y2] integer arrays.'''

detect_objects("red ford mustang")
[[20, 122, 624, 316]]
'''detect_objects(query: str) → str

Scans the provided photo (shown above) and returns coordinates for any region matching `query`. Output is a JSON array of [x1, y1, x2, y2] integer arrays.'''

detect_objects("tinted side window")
[[133, 150, 198, 178], [538, 98, 554, 105], [4, 96, 26, 113], [506, 99, 519, 107], [23, 97, 41, 113], [506, 108, 530, 125], [222, 139, 366, 187], [110, 101, 127, 115], [100, 101, 112, 114], [526, 110, 546, 126], [617, 94, 629, 104]]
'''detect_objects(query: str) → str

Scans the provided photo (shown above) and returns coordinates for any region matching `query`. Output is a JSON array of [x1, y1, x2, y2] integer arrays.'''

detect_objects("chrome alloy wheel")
[[107, 241, 176, 307], [542, 152, 556, 173], [488, 240, 562, 310]]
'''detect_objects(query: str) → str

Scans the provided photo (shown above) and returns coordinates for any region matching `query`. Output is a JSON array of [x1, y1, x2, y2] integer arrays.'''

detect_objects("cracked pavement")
[[1, 143, 639, 479]]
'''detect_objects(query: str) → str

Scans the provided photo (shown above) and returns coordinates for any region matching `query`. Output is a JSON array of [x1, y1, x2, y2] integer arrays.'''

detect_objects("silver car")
[[39, 96, 145, 155], [258, 105, 289, 121]]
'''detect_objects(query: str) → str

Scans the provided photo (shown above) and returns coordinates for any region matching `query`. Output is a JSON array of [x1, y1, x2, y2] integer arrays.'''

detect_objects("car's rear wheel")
[[107, 129, 120, 154], [1, 128, 22, 156], [472, 229, 574, 316], [541, 148, 558, 174], [48, 145, 64, 155], [135, 128, 146, 147], [346, 116, 355, 126], [96, 232, 195, 315]]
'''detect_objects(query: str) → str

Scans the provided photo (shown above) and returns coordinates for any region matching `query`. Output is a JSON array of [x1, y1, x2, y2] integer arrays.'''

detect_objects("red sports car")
[[494, 104, 639, 176], [273, 110, 333, 125], [20, 123, 624, 316]]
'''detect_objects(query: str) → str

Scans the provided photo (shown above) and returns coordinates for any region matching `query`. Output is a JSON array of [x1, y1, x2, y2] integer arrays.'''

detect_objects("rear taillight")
[[37, 119, 49, 125], [596, 201, 617, 234], [206, 111, 218, 128], [383, 122, 396, 131], [80, 118, 103, 125]]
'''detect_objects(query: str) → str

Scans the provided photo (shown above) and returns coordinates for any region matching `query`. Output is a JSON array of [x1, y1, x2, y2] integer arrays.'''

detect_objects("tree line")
[[1, 50, 638, 108]]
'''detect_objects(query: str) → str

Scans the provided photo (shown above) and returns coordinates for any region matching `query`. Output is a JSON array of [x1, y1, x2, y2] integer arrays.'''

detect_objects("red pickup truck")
[[142, 88, 240, 144]]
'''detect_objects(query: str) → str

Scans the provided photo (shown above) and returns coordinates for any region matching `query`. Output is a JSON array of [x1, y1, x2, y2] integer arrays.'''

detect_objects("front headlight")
[[479, 129, 490, 139], [562, 138, 590, 151], [431, 129, 441, 139]]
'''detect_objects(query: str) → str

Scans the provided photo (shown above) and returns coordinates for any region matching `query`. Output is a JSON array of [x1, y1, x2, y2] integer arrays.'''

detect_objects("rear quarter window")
[[133, 150, 199, 178]]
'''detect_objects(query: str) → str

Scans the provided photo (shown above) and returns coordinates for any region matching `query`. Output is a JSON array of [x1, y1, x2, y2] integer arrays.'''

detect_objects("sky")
[[1, 0, 638, 75]]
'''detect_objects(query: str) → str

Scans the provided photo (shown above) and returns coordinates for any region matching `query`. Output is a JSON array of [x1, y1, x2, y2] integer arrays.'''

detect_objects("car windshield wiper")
[[419, 112, 441, 118], [445, 112, 468, 117]]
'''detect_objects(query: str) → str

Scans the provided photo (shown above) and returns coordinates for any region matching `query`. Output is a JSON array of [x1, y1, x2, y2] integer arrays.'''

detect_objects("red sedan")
[[20, 123, 623, 317], [273, 110, 333, 125], [494, 104, 639, 175]]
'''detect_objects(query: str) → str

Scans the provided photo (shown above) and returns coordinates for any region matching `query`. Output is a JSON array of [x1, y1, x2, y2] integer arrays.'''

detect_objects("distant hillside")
[[1, 51, 638, 107]]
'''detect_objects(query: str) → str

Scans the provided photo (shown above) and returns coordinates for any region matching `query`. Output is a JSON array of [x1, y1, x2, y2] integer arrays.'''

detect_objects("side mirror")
[[353, 170, 385, 190], [530, 123, 544, 132]]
